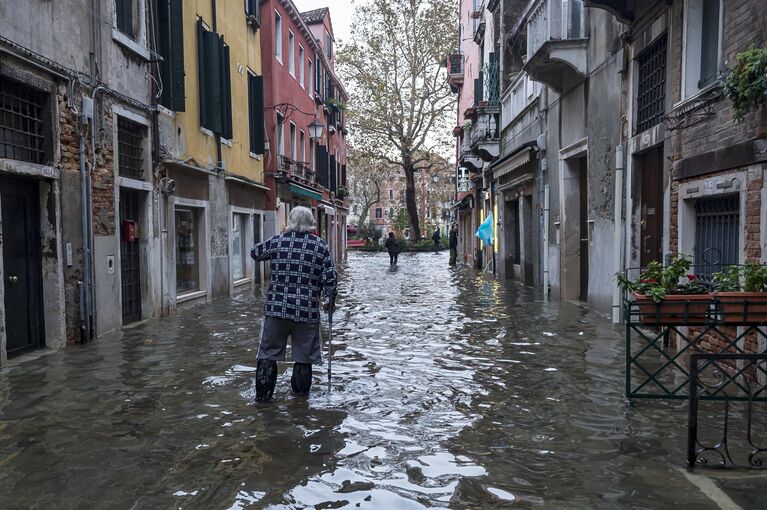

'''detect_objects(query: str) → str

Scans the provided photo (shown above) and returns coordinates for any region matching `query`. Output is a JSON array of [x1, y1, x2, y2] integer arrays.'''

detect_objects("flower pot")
[[633, 292, 713, 325], [713, 292, 767, 324]]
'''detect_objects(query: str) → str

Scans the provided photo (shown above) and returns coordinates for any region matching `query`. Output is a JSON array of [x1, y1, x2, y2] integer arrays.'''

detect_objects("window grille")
[[117, 117, 145, 179], [636, 36, 667, 134], [0, 79, 48, 164], [694, 195, 739, 275]]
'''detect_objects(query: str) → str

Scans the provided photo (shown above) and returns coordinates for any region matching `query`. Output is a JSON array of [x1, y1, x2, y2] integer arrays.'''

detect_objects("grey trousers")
[[257, 316, 323, 364]]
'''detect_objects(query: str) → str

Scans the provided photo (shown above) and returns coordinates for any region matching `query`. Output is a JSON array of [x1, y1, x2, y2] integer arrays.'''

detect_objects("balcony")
[[523, 0, 588, 94], [277, 155, 316, 184], [468, 111, 500, 162], [447, 51, 464, 93], [583, 1, 635, 23], [501, 71, 541, 132], [459, 128, 483, 172]]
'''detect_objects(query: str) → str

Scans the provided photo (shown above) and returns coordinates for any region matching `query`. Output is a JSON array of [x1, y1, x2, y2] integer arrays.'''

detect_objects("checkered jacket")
[[251, 230, 337, 323]]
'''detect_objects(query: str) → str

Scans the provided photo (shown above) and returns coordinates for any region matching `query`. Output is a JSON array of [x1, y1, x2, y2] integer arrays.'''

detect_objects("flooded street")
[[0, 252, 763, 509]]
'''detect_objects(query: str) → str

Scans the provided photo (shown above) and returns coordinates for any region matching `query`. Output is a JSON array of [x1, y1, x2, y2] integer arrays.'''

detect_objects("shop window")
[[176, 208, 201, 294], [117, 116, 146, 179], [0, 79, 50, 164], [232, 213, 247, 281]]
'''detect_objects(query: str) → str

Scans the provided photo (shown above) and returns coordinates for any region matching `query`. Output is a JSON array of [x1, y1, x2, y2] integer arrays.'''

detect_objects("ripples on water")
[[0, 252, 748, 509]]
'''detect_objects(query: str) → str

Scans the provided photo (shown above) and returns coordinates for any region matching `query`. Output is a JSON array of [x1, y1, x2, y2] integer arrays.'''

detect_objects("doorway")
[[578, 158, 589, 301], [120, 188, 142, 324], [1, 177, 44, 356], [506, 199, 519, 279], [639, 149, 664, 267], [522, 195, 534, 286]]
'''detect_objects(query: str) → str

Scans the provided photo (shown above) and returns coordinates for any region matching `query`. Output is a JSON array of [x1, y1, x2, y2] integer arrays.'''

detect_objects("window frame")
[[274, 11, 283, 63], [288, 30, 296, 77], [298, 44, 305, 88], [276, 111, 285, 156], [308, 59, 314, 97], [680, 0, 724, 100]]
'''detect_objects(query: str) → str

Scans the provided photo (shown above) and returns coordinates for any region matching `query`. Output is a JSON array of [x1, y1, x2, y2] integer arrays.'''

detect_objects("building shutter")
[[248, 74, 265, 154], [317, 145, 329, 188], [341, 164, 347, 187], [329, 154, 337, 193], [159, 0, 185, 111], [474, 72, 483, 106], [221, 43, 233, 139]]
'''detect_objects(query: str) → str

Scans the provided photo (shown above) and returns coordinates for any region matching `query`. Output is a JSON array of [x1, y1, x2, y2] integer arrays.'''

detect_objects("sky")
[[292, 0, 356, 45]]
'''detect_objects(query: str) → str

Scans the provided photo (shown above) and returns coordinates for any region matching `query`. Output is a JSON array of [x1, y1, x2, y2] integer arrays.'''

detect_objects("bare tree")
[[348, 149, 392, 228], [339, 0, 457, 240]]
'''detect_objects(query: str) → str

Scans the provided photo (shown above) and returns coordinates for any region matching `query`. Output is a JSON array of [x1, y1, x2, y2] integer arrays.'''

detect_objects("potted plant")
[[616, 258, 712, 324], [723, 46, 767, 121], [712, 263, 767, 323], [336, 186, 348, 200]]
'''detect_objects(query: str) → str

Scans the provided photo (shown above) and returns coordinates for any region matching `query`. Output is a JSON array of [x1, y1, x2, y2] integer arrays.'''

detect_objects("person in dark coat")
[[432, 228, 441, 253], [448, 224, 458, 266], [384, 232, 400, 266]]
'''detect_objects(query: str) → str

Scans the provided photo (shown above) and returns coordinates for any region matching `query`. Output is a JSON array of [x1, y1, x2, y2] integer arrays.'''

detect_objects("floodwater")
[[0, 252, 764, 509]]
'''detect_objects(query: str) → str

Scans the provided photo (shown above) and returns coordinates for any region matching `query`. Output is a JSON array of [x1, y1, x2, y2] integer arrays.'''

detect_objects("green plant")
[[616, 257, 707, 303], [723, 46, 767, 121], [327, 98, 347, 111], [713, 263, 767, 292], [336, 186, 348, 199]]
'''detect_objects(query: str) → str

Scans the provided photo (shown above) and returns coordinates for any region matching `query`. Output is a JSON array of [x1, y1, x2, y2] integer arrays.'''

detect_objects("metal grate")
[[120, 188, 142, 323], [118, 117, 145, 179], [694, 196, 739, 275], [0, 80, 47, 164], [636, 36, 667, 134]]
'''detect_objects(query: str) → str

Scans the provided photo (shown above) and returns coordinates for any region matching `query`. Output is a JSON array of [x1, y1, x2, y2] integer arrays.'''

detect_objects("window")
[[694, 195, 739, 275], [248, 72, 265, 154], [288, 31, 295, 76], [245, 0, 260, 26], [116, 0, 134, 38], [635, 36, 667, 134], [289, 123, 297, 160], [276, 112, 285, 156], [158, 0, 185, 111], [308, 59, 314, 97], [197, 21, 232, 137], [298, 45, 305, 87], [299, 130, 306, 162], [683, 0, 722, 98], [375, 208, 382, 219], [315, 61, 323, 97], [232, 213, 247, 281], [389, 189, 394, 200], [0, 79, 50, 164], [176, 208, 200, 294], [325, 31, 332, 59], [274, 12, 283, 62], [117, 117, 146, 179]]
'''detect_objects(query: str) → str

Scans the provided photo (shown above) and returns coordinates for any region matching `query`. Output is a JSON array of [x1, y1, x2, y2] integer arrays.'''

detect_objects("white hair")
[[287, 206, 316, 233]]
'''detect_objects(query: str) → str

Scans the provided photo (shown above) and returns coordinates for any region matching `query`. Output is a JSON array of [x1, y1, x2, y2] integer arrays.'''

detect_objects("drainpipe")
[[543, 183, 550, 299], [612, 144, 625, 324], [79, 120, 92, 343], [148, 0, 164, 313], [88, 86, 105, 339]]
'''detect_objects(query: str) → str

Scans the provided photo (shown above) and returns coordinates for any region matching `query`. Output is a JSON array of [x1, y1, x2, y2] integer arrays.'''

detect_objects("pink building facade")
[[260, 2, 350, 260]]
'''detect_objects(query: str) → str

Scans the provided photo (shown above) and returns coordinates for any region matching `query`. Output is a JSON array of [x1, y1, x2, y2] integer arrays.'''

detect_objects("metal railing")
[[448, 51, 463, 78], [277, 155, 313, 180], [688, 353, 767, 468]]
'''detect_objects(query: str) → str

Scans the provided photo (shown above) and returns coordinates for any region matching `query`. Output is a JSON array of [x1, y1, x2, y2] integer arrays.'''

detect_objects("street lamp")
[[308, 120, 324, 141]]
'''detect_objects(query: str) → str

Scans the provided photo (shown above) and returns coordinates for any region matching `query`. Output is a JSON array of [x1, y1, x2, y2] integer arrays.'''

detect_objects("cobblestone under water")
[[0, 252, 764, 509]]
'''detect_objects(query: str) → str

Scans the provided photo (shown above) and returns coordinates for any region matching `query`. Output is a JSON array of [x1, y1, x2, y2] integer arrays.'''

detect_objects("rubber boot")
[[291, 363, 312, 396], [255, 359, 277, 402]]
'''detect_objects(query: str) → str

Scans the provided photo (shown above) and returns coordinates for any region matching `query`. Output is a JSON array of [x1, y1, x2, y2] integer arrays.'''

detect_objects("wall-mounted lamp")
[[309, 120, 324, 141]]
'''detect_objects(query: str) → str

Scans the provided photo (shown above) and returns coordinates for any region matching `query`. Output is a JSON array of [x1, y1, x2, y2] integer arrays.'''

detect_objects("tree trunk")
[[357, 203, 371, 230], [403, 157, 421, 241]]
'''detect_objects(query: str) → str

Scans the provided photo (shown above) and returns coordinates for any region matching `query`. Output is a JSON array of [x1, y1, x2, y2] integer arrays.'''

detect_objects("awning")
[[288, 183, 322, 201], [321, 204, 336, 215], [493, 147, 532, 180]]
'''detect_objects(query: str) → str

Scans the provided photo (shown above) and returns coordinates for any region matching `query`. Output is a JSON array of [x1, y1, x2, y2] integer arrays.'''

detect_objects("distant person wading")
[[250, 207, 337, 401]]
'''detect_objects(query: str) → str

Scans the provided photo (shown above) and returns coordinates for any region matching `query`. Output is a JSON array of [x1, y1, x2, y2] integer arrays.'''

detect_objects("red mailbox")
[[122, 220, 136, 242]]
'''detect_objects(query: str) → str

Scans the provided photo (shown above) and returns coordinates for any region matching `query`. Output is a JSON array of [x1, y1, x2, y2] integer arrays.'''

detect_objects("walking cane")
[[327, 295, 335, 391]]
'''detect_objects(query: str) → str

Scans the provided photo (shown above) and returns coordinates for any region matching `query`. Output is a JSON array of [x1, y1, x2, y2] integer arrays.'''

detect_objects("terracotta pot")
[[713, 292, 767, 324], [633, 292, 713, 325]]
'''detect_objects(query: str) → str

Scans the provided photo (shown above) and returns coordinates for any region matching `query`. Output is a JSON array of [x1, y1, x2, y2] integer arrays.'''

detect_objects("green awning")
[[288, 183, 322, 200]]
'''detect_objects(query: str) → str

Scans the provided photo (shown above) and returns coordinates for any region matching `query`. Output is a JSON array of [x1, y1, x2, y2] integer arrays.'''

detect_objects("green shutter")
[[197, 20, 210, 128], [221, 42, 233, 139], [249, 74, 265, 154], [199, 26, 223, 132], [159, 0, 185, 111]]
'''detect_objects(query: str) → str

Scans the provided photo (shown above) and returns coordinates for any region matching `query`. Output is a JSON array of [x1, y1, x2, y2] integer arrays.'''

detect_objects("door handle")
[[8, 275, 18, 284], [643, 235, 651, 253]]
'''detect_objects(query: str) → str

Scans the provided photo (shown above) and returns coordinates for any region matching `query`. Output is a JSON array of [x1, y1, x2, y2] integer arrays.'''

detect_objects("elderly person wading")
[[250, 206, 337, 401]]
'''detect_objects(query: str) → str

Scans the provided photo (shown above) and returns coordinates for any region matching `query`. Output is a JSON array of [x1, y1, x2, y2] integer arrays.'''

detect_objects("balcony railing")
[[277, 155, 313, 180], [528, 0, 585, 58], [447, 51, 464, 91], [501, 72, 541, 131]]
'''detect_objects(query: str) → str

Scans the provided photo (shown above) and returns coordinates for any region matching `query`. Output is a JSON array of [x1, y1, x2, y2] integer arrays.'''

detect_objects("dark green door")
[[1, 177, 43, 356]]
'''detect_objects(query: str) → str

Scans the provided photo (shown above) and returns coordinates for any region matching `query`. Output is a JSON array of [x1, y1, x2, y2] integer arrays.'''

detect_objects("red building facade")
[[260, 2, 349, 260]]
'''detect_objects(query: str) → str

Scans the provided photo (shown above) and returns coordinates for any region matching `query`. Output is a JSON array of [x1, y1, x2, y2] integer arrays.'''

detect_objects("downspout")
[[612, 144, 625, 323], [88, 86, 105, 340], [79, 119, 92, 343], [543, 182, 550, 298], [148, 0, 165, 313]]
